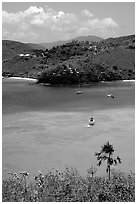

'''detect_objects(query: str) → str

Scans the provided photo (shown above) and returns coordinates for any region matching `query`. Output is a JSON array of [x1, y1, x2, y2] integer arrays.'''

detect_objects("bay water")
[[2, 78, 135, 179]]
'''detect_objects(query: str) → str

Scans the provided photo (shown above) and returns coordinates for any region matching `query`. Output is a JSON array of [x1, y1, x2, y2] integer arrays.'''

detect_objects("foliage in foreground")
[[2, 167, 135, 202]]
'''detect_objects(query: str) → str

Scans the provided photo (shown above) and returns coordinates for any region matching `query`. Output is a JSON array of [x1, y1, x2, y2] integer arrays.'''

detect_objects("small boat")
[[87, 119, 95, 127], [89, 119, 95, 125], [76, 90, 82, 94], [107, 94, 115, 98]]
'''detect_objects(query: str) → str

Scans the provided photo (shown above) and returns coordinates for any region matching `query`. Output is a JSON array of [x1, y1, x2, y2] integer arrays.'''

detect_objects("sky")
[[2, 1, 135, 43]]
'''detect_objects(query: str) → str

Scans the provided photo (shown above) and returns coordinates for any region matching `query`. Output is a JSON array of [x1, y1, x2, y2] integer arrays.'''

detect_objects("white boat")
[[107, 94, 115, 98], [89, 119, 95, 125], [87, 119, 95, 127], [76, 90, 82, 94]]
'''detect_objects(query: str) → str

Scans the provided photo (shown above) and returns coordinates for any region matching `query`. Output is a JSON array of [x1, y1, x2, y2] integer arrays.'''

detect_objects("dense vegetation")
[[2, 142, 135, 202], [2, 35, 135, 84], [2, 167, 135, 202]]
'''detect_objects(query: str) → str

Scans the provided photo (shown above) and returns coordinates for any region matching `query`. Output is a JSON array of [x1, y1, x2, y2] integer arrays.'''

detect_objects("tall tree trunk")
[[108, 153, 111, 180], [108, 165, 110, 180]]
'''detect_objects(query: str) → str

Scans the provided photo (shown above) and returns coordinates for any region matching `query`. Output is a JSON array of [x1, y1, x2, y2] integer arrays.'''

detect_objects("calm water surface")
[[2, 79, 135, 114], [2, 79, 135, 178]]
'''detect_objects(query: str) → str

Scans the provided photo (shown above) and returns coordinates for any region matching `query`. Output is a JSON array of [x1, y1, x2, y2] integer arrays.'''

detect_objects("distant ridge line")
[[39, 35, 103, 49]]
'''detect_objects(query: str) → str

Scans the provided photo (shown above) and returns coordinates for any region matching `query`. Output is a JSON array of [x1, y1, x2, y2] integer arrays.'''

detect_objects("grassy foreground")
[[2, 167, 135, 202]]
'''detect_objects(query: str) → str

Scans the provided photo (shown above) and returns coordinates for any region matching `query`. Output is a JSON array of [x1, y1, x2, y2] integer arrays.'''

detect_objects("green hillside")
[[2, 40, 34, 60], [2, 35, 135, 83], [92, 47, 135, 70]]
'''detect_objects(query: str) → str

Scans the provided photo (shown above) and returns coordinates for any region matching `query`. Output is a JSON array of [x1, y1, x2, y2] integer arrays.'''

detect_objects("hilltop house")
[[19, 53, 31, 58]]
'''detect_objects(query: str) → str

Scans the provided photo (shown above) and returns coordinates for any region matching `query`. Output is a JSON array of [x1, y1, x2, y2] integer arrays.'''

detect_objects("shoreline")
[[3, 76, 37, 82], [122, 79, 135, 82], [101, 79, 135, 83], [2, 76, 135, 83]]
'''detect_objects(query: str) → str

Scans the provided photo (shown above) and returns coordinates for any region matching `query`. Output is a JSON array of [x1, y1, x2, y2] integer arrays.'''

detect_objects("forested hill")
[[2, 40, 45, 60], [39, 35, 103, 49], [2, 34, 135, 84], [2, 35, 103, 59]]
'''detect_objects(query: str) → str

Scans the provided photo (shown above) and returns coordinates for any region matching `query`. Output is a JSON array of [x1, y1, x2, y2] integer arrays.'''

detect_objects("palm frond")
[[95, 152, 101, 156], [114, 159, 117, 165], [117, 156, 121, 163], [98, 160, 102, 166], [101, 141, 114, 154], [101, 155, 108, 160]]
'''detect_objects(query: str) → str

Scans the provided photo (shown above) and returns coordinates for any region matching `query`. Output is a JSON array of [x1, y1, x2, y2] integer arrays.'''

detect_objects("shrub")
[[2, 168, 135, 202]]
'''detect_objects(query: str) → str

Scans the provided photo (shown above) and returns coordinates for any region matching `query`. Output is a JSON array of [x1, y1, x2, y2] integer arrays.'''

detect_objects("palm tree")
[[95, 141, 121, 180]]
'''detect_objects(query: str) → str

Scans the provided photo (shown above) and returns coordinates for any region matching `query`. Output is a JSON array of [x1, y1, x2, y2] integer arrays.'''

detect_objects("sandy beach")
[[4, 77, 37, 82], [2, 107, 135, 178], [122, 79, 135, 82]]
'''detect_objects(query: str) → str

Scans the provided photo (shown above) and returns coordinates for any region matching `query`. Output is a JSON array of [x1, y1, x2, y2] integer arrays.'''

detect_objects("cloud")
[[102, 18, 118, 27], [2, 10, 22, 24], [81, 9, 94, 18], [2, 5, 119, 42], [24, 6, 44, 16], [56, 11, 65, 18], [30, 15, 44, 25], [87, 17, 119, 29]]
